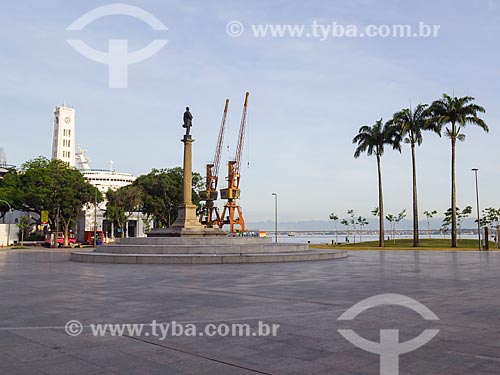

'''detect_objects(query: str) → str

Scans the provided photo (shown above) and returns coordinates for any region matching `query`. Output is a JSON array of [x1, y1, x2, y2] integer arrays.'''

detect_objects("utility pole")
[[94, 189, 97, 248], [272, 193, 278, 243], [472, 168, 481, 251]]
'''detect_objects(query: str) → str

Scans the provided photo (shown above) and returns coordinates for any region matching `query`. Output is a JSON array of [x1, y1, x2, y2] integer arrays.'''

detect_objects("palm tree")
[[357, 216, 368, 242], [423, 210, 437, 239], [429, 94, 488, 247], [389, 104, 440, 247], [329, 213, 339, 244], [353, 119, 401, 247]]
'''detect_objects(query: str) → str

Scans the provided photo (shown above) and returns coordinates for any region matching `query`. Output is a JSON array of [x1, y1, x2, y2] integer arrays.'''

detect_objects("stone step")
[[116, 237, 273, 245], [70, 250, 348, 264], [96, 243, 308, 254]]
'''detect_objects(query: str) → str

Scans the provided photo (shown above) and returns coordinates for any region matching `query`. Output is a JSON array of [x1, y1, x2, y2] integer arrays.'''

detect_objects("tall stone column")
[[182, 135, 193, 204], [169, 135, 203, 231]]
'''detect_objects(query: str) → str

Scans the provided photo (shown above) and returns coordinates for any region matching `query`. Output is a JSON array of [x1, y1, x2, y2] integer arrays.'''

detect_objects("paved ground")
[[1, 249, 500, 375]]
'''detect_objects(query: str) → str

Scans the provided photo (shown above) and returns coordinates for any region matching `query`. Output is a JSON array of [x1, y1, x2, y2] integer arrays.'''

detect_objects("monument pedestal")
[[147, 134, 226, 237], [148, 203, 226, 237]]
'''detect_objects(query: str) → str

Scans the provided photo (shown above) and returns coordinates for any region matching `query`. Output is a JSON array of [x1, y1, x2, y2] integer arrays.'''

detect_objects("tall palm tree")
[[353, 119, 401, 247], [430, 94, 488, 248], [388, 104, 440, 247]]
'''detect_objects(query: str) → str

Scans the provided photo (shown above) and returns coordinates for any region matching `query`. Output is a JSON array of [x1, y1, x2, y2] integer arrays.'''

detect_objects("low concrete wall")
[[0, 224, 19, 246], [118, 236, 273, 246]]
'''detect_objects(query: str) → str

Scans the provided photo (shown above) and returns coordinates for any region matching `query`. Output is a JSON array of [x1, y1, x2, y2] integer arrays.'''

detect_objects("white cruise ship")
[[76, 147, 135, 193]]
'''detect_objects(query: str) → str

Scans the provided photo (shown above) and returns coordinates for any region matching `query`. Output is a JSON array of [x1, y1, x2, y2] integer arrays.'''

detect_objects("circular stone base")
[[70, 249, 347, 264], [69, 236, 347, 264]]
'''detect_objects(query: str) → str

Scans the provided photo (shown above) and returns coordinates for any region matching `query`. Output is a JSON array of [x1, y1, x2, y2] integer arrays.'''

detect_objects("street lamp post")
[[94, 189, 98, 249], [472, 168, 481, 251], [0, 199, 12, 246], [272, 193, 278, 244]]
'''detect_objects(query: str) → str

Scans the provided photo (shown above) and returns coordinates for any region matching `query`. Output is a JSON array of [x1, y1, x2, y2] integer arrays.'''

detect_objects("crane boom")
[[234, 92, 249, 173], [199, 99, 229, 227], [219, 92, 250, 232], [213, 99, 229, 179]]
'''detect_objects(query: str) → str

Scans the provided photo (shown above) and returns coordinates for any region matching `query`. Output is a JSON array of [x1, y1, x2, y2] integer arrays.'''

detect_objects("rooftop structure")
[[51, 105, 76, 167], [76, 147, 135, 193]]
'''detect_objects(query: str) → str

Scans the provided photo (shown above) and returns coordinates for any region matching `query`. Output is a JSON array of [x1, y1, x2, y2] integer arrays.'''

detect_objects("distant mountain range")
[[247, 218, 479, 232]]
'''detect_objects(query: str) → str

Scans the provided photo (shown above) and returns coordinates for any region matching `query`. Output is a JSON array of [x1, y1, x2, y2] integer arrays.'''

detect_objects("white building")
[[75, 148, 147, 243], [51, 105, 75, 167]]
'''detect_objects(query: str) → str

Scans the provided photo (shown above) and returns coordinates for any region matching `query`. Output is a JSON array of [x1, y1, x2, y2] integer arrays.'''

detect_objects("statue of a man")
[[183, 107, 193, 135]]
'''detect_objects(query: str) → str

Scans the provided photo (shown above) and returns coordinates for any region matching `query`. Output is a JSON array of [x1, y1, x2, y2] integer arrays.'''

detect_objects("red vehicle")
[[83, 230, 104, 246], [44, 231, 77, 247]]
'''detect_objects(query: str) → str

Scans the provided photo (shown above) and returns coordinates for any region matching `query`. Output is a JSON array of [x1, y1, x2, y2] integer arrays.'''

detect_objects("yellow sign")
[[41, 211, 49, 225]]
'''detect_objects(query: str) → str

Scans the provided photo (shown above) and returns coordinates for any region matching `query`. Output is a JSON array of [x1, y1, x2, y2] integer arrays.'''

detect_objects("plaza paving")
[[1, 249, 500, 374]]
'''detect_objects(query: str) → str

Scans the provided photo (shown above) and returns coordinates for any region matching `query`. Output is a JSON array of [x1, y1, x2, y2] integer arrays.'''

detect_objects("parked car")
[[44, 231, 78, 248]]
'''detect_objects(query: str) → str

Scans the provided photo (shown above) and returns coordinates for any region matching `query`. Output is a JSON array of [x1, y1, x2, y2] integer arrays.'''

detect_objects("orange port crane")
[[199, 99, 229, 227], [220, 92, 249, 232]]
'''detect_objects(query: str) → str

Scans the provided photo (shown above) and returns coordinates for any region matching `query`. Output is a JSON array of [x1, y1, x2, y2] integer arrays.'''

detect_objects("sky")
[[1, 0, 499, 224]]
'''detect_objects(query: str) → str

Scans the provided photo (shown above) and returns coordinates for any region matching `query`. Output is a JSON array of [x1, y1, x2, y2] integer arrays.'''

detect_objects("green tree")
[[386, 214, 396, 241], [430, 94, 488, 247], [357, 216, 369, 242], [386, 209, 406, 244], [51, 162, 102, 246], [394, 209, 407, 244], [0, 168, 20, 217], [457, 205, 472, 240], [2, 158, 102, 246], [340, 219, 350, 242], [484, 208, 499, 228], [353, 119, 401, 247], [423, 210, 437, 239], [441, 215, 451, 237], [16, 216, 31, 247], [478, 207, 500, 247], [442, 206, 471, 242], [347, 209, 356, 243], [329, 212, 339, 244], [389, 104, 439, 247], [105, 185, 143, 238], [133, 167, 203, 228]]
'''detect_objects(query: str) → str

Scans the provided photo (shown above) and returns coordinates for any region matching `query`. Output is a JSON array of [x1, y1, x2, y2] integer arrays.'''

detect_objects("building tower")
[[51, 105, 75, 167]]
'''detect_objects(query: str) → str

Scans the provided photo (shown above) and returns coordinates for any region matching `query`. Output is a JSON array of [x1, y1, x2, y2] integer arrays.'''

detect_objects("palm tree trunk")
[[377, 154, 385, 247], [411, 143, 420, 247], [451, 137, 457, 248]]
